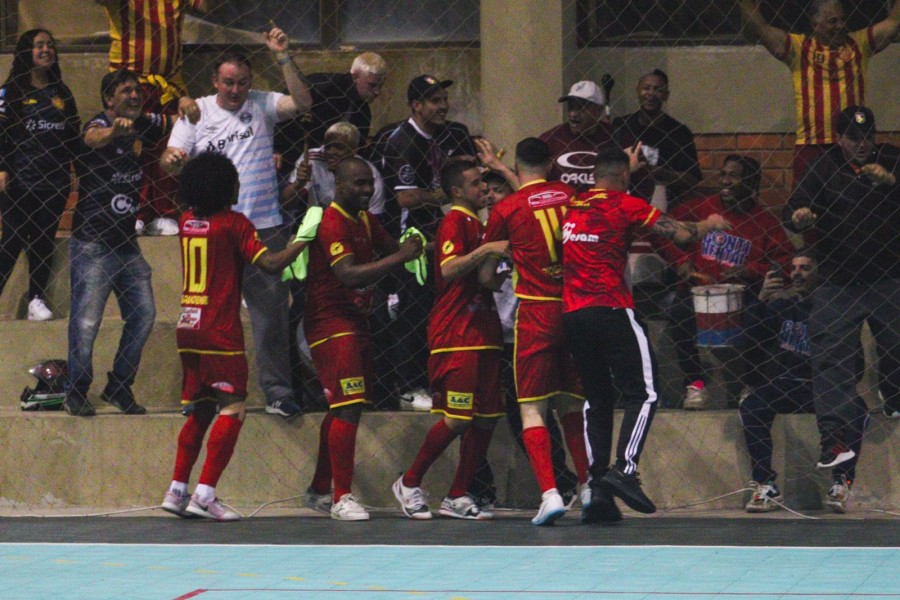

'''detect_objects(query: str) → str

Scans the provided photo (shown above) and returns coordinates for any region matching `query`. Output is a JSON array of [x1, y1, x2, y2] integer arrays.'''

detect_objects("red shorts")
[[514, 300, 583, 403], [309, 334, 373, 408], [428, 349, 503, 420], [180, 351, 249, 403]]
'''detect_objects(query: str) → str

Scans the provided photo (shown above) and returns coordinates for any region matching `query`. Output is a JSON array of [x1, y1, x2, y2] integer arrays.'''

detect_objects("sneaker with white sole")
[[399, 388, 433, 411], [531, 488, 567, 526], [392, 477, 432, 520], [330, 493, 370, 521], [745, 480, 782, 513], [27, 296, 53, 321], [265, 398, 303, 420], [185, 495, 241, 521], [816, 440, 855, 469], [144, 216, 180, 236], [825, 476, 851, 514], [302, 487, 333, 515], [683, 381, 710, 410], [439, 495, 491, 520], [161, 489, 195, 518]]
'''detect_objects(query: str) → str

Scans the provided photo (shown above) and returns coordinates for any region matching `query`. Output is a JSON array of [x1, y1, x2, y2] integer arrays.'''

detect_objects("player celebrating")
[[161, 152, 311, 521], [392, 160, 509, 520], [479, 138, 590, 526], [303, 157, 422, 521]]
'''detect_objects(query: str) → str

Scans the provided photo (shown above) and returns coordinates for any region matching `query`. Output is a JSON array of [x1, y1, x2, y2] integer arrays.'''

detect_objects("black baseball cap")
[[837, 105, 876, 138], [407, 74, 453, 104]]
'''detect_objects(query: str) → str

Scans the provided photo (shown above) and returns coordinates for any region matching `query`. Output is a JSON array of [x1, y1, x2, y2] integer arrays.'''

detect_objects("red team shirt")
[[428, 206, 502, 353], [483, 179, 576, 301], [304, 202, 393, 347], [562, 189, 660, 313], [176, 209, 267, 353]]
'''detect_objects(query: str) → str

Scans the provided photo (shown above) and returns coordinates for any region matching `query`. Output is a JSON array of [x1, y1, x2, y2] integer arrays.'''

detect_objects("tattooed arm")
[[652, 213, 730, 245]]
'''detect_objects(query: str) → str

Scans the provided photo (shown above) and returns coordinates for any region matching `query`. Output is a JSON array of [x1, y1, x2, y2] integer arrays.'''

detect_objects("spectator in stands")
[[94, 0, 212, 235], [161, 27, 312, 420], [740, 252, 867, 514], [275, 52, 387, 180], [380, 75, 477, 409], [539, 80, 616, 191], [467, 169, 581, 513], [563, 147, 731, 523], [785, 106, 900, 471], [656, 155, 793, 410], [302, 158, 422, 521], [738, 0, 900, 183], [64, 69, 172, 417], [391, 160, 508, 521], [0, 29, 80, 321], [478, 138, 589, 526], [161, 153, 309, 522]]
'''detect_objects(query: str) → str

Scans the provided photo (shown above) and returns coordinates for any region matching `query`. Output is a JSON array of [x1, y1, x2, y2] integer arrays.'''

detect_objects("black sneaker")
[[816, 441, 855, 469], [101, 373, 147, 415], [884, 403, 900, 420], [582, 484, 622, 524], [265, 398, 303, 420], [599, 466, 656, 514], [63, 393, 96, 417]]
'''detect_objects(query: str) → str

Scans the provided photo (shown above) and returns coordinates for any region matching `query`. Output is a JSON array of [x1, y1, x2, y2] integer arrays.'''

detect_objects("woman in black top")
[[0, 28, 80, 320]]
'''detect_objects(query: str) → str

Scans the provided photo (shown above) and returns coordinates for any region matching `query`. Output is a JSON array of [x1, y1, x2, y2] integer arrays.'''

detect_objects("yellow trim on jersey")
[[249, 247, 268, 265], [329, 253, 354, 268], [515, 294, 562, 302], [439, 254, 458, 267], [331, 202, 358, 222], [517, 392, 586, 404], [178, 349, 246, 356], [330, 398, 372, 409], [430, 345, 503, 355], [308, 331, 357, 349], [519, 178, 547, 190], [474, 411, 505, 419], [641, 207, 660, 228], [431, 409, 473, 421], [450, 205, 480, 220]]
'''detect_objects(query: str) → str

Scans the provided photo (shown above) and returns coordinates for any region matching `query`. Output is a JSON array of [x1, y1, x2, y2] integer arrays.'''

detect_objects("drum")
[[690, 284, 746, 347]]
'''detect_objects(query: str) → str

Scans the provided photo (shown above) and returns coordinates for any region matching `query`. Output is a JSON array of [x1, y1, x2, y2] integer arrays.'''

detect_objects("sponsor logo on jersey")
[[23, 98, 38, 105], [204, 127, 254, 153], [442, 240, 455, 255], [330, 241, 345, 256], [177, 306, 202, 329], [111, 171, 142, 185], [398, 164, 415, 186], [527, 189, 569, 209], [562, 222, 599, 244], [183, 219, 210, 234], [340, 377, 365, 396], [110, 193, 137, 215], [701, 231, 751, 268], [447, 391, 473, 410], [51, 96, 65, 111], [239, 111, 252, 124], [24, 118, 66, 132], [181, 294, 209, 306]]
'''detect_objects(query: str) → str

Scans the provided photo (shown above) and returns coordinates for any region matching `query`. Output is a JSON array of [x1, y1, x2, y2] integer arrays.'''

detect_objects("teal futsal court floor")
[[1, 543, 898, 599]]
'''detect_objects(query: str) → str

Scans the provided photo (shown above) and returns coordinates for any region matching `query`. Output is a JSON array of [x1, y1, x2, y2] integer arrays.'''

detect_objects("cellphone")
[[769, 261, 781, 274]]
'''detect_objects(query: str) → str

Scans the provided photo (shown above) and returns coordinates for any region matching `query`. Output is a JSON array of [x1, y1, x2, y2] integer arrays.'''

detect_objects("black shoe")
[[816, 441, 855, 469], [101, 374, 147, 415], [63, 393, 96, 417], [265, 398, 303, 420], [599, 466, 656, 514], [884, 404, 900, 419], [582, 485, 622, 524]]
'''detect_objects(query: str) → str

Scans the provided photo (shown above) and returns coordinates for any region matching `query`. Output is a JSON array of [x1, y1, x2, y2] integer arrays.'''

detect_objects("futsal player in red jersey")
[[562, 147, 730, 523], [160, 152, 310, 521], [303, 157, 422, 521], [392, 160, 509, 520], [478, 138, 589, 526]]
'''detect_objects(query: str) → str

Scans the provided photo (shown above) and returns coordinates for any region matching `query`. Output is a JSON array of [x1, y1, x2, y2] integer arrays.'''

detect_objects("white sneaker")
[[439, 495, 491, 520], [683, 381, 710, 410], [399, 388, 433, 411], [578, 483, 591, 508], [134, 219, 145, 235], [330, 493, 370, 521], [185, 495, 241, 521], [302, 487, 333, 515], [531, 488, 567, 526], [145, 216, 180, 236], [161, 489, 194, 518], [27, 296, 53, 321], [825, 476, 851, 514], [745, 480, 783, 513], [392, 477, 432, 519]]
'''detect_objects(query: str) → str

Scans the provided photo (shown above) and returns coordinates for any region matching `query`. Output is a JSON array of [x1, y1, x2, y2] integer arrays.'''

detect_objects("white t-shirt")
[[168, 90, 285, 229], [290, 145, 385, 215]]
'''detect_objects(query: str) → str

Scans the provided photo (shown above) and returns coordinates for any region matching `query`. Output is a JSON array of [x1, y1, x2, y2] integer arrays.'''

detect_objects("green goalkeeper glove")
[[282, 206, 324, 281], [399, 226, 428, 286]]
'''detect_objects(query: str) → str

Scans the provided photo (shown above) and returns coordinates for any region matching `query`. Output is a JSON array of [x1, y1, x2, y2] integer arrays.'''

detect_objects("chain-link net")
[[0, 0, 898, 518]]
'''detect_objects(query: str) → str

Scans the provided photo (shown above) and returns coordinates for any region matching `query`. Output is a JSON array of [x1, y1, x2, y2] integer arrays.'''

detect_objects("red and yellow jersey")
[[483, 179, 575, 302], [428, 206, 502, 353], [103, 0, 202, 88], [780, 28, 876, 145], [304, 203, 392, 347], [562, 188, 660, 312], [176, 209, 267, 353]]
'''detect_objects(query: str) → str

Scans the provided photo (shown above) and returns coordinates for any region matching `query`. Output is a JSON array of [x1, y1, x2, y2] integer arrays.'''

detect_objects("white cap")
[[558, 80, 606, 106]]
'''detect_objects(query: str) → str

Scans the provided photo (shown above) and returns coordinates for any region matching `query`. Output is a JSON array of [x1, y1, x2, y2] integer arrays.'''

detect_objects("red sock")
[[310, 412, 334, 494], [560, 411, 590, 485], [449, 425, 494, 498], [329, 416, 359, 502], [522, 426, 556, 493], [403, 419, 458, 488], [198, 414, 243, 487], [172, 404, 216, 483]]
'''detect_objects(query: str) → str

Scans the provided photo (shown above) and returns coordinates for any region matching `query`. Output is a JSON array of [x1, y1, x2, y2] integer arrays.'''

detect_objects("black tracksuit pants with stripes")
[[563, 306, 659, 482]]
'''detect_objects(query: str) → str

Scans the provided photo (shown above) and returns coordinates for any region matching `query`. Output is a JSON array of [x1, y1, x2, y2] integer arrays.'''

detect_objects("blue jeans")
[[67, 237, 156, 399]]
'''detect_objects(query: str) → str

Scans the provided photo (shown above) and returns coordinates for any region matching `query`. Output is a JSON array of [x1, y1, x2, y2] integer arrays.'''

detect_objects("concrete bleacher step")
[[0, 410, 896, 513]]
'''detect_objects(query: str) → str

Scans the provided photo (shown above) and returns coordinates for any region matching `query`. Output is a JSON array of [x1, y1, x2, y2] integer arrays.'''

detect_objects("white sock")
[[169, 481, 188, 495], [194, 484, 215, 504]]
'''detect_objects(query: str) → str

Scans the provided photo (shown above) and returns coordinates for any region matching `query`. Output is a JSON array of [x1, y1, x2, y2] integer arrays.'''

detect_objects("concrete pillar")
[[480, 0, 565, 150]]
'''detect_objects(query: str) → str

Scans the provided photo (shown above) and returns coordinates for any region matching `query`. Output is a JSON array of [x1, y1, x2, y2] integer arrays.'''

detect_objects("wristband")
[[277, 54, 292, 66]]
